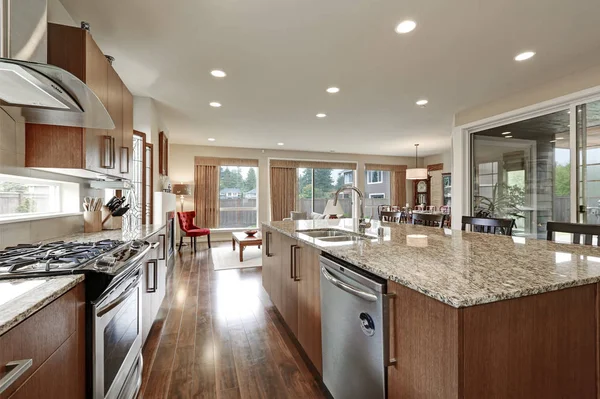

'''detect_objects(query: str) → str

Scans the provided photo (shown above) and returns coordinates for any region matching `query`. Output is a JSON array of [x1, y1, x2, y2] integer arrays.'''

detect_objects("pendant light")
[[406, 144, 428, 180]]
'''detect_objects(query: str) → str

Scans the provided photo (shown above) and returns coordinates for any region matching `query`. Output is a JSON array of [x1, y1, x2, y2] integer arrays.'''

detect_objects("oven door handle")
[[97, 275, 141, 318]]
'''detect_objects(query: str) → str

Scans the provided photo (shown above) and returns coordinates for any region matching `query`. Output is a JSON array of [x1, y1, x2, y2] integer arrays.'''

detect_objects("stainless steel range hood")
[[0, 0, 115, 129]]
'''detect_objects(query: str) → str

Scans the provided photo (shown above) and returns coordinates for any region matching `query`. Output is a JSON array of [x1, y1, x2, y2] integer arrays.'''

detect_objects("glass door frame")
[[458, 92, 600, 231]]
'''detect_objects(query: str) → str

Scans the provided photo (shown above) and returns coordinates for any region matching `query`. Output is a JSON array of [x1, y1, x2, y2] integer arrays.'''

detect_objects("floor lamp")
[[172, 183, 192, 246]]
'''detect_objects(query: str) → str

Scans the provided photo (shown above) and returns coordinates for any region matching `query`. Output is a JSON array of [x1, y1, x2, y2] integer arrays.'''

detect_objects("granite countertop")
[[46, 224, 166, 244], [263, 219, 600, 308], [0, 275, 84, 336]]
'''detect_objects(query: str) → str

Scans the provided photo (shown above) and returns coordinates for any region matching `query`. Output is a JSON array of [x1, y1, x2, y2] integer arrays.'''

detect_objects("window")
[[364, 170, 391, 217], [0, 174, 78, 218], [219, 166, 258, 228], [367, 170, 383, 184], [343, 171, 353, 185], [476, 161, 498, 200], [132, 134, 144, 221], [144, 142, 154, 224], [297, 168, 354, 217]]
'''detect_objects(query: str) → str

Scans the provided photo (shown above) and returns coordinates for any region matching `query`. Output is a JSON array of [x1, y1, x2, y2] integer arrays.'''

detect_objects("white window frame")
[[0, 174, 80, 222], [218, 166, 259, 230], [367, 170, 383, 184], [369, 193, 386, 199]]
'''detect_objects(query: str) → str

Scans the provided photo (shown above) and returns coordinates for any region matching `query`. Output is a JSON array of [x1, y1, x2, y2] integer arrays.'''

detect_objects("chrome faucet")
[[333, 185, 371, 233]]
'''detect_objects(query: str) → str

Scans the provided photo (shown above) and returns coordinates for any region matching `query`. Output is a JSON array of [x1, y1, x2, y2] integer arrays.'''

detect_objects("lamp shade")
[[406, 168, 428, 180], [323, 200, 345, 217], [172, 184, 192, 196]]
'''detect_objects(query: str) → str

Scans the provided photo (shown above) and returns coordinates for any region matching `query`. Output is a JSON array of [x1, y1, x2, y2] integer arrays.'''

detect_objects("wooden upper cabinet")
[[25, 23, 133, 179]]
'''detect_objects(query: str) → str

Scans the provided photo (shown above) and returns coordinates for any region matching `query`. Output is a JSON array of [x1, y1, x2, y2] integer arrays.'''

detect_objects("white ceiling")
[[60, 0, 600, 157]]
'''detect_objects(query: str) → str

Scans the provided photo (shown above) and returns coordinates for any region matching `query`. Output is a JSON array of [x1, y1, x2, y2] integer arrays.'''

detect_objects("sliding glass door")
[[471, 109, 571, 238], [576, 99, 600, 224]]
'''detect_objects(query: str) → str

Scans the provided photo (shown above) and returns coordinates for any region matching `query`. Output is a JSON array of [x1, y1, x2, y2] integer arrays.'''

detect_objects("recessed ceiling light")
[[209, 102, 221, 107], [208, 138, 216, 142], [277, 142, 284, 146], [505, 135, 513, 138], [210, 70, 226, 78], [578, 109, 582, 112], [501, 131, 511, 135], [556, 137, 565, 140], [515, 51, 535, 61], [395, 20, 416, 34], [550, 140, 557, 143], [316, 113, 327, 118], [326, 87, 340, 94], [416, 99, 428, 106]]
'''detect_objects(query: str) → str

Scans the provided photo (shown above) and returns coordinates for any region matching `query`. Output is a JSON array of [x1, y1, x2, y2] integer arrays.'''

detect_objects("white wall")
[[47, 0, 77, 26], [169, 144, 418, 227], [133, 97, 170, 193], [455, 64, 600, 126]]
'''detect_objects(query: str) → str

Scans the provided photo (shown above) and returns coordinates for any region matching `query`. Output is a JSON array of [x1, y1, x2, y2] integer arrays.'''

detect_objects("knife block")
[[83, 211, 102, 233], [101, 206, 123, 230]]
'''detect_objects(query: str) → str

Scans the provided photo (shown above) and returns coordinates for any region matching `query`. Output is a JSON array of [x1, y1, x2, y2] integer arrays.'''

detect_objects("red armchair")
[[177, 211, 211, 252]]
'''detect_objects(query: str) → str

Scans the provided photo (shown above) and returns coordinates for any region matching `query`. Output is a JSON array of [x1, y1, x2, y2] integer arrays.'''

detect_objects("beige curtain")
[[194, 164, 219, 228], [195, 157, 258, 167], [364, 163, 407, 172], [270, 159, 356, 170], [270, 167, 297, 221], [390, 169, 407, 206]]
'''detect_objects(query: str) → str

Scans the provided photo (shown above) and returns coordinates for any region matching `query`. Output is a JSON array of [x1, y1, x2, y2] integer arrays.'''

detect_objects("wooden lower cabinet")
[[295, 243, 322, 374], [0, 282, 85, 399], [387, 281, 598, 399], [261, 228, 322, 374], [280, 235, 299, 337]]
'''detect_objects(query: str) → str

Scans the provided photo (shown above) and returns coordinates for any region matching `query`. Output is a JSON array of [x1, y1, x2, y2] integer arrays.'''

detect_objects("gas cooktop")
[[0, 239, 146, 279]]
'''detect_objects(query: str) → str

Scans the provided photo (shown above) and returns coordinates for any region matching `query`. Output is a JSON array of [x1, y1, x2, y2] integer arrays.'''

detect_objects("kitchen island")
[[262, 219, 600, 398]]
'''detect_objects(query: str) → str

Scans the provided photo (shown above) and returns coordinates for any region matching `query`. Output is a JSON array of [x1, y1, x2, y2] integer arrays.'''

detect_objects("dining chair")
[[426, 206, 436, 213], [377, 205, 390, 219], [461, 216, 514, 236], [380, 211, 404, 223], [412, 213, 446, 228], [440, 206, 451, 214], [546, 222, 600, 245], [414, 205, 425, 212]]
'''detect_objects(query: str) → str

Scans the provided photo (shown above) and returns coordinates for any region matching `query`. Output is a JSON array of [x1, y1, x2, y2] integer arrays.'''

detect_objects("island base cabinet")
[[280, 234, 299, 337], [387, 281, 598, 399], [261, 228, 322, 374]]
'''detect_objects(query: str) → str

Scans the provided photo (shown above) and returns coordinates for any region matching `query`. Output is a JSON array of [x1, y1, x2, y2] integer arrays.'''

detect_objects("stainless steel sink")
[[298, 230, 352, 238], [318, 236, 366, 243]]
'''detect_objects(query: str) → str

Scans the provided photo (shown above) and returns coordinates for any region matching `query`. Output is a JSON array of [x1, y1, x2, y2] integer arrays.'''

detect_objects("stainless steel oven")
[[92, 266, 143, 399]]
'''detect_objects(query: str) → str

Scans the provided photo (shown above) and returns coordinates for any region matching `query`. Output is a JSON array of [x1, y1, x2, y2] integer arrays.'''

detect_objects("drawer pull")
[[0, 359, 33, 394]]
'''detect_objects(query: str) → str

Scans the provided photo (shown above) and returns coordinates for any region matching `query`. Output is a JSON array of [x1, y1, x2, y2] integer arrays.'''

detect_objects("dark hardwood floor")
[[138, 242, 327, 399]]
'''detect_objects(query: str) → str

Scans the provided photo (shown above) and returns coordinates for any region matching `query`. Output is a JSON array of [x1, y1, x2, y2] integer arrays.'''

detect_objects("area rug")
[[211, 246, 262, 271]]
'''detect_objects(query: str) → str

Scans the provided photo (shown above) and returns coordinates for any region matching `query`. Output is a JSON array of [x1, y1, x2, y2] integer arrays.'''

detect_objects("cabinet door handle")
[[159, 234, 166, 260], [120, 147, 129, 174], [383, 293, 397, 366], [111, 136, 116, 169], [293, 246, 300, 281], [265, 231, 273, 257], [146, 260, 157, 293], [290, 245, 297, 279], [101, 135, 112, 168], [0, 359, 33, 394]]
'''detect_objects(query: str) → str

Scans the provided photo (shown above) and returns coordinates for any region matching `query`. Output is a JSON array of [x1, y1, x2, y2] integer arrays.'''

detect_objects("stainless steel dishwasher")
[[320, 254, 392, 399]]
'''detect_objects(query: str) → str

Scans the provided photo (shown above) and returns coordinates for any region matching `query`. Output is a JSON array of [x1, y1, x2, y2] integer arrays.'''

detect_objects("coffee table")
[[232, 232, 262, 262]]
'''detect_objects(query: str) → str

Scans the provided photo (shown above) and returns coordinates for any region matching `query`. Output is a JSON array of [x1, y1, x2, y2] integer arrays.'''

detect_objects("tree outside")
[[555, 163, 570, 196]]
